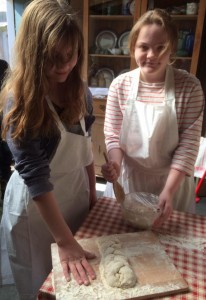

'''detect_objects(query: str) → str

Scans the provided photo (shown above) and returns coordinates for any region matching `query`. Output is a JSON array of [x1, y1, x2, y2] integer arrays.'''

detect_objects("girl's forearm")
[[107, 148, 123, 167], [33, 192, 74, 246], [163, 168, 186, 195]]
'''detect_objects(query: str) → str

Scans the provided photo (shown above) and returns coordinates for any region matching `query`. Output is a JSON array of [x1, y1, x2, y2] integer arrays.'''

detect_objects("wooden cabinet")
[[91, 98, 107, 177], [83, 0, 141, 84], [83, 0, 205, 80]]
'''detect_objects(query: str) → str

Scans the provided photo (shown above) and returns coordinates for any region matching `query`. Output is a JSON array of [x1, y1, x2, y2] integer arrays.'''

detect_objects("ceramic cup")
[[109, 48, 121, 55], [186, 2, 198, 15], [121, 47, 130, 55]]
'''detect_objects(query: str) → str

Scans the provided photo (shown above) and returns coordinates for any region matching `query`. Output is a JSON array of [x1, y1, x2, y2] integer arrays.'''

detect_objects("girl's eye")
[[53, 52, 76, 64], [138, 45, 148, 51], [157, 45, 166, 51]]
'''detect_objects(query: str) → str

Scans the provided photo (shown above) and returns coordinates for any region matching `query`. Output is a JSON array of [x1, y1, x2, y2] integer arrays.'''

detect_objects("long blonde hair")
[[1, 0, 85, 141]]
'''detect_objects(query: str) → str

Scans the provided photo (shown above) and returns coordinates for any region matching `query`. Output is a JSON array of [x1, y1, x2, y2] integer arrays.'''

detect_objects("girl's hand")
[[153, 189, 173, 227], [101, 160, 120, 182], [58, 239, 96, 285]]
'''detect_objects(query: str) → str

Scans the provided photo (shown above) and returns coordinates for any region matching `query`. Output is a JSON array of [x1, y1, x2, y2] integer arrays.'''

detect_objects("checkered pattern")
[[38, 270, 55, 299], [39, 197, 206, 299]]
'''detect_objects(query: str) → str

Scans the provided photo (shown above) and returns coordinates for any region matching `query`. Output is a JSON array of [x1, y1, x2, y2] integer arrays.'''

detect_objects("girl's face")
[[45, 40, 78, 84], [134, 24, 171, 83]]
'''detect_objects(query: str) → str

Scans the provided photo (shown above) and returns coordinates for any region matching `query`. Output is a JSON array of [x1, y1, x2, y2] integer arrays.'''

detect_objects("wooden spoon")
[[103, 152, 125, 203]]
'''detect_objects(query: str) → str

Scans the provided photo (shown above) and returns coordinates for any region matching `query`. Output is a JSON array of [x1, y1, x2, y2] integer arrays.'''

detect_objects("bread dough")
[[97, 237, 136, 289], [121, 193, 159, 229]]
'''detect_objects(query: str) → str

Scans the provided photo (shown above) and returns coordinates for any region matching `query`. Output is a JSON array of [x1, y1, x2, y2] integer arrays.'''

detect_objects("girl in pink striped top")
[[102, 9, 204, 227]]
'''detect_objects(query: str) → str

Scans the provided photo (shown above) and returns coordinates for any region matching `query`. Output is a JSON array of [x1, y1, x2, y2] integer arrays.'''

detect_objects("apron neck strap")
[[80, 117, 88, 136], [46, 97, 87, 135], [130, 65, 175, 102], [165, 65, 175, 101], [46, 97, 65, 132]]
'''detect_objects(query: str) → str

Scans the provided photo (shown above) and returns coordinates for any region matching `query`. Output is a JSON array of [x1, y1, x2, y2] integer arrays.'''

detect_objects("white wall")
[[0, 0, 10, 63]]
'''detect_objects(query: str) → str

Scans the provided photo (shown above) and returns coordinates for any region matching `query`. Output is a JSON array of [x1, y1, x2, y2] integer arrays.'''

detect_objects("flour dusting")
[[55, 277, 184, 300], [51, 232, 188, 300], [157, 233, 206, 251]]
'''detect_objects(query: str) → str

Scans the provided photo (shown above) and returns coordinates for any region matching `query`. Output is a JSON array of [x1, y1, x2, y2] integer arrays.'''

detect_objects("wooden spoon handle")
[[103, 152, 125, 203]]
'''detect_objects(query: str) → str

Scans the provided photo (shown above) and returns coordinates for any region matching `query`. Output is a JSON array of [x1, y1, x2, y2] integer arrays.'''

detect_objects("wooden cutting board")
[[51, 231, 189, 300]]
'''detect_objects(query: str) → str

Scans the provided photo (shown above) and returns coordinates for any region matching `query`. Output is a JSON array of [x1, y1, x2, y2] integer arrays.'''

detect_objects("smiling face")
[[134, 24, 171, 83], [45, 39, 78, 85]]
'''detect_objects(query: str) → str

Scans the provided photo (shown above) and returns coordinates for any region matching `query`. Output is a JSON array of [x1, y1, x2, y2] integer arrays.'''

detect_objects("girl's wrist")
[[55, 232, 74, 247]]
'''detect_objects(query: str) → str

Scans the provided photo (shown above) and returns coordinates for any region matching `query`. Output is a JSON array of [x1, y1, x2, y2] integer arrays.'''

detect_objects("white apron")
[[0, 100, 92, 299], [119, 66, 195, 212]]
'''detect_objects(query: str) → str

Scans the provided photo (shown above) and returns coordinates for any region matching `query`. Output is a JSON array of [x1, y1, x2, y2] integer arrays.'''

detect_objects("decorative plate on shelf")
[[95, 30, 117, 50], [129, 0, 135, 16], [118, 31, 130, 48], [95, 68, 115, 88]]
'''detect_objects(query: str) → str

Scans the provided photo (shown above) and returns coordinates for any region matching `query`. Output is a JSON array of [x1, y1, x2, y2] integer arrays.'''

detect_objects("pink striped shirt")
[[104, 68, 204, 176]]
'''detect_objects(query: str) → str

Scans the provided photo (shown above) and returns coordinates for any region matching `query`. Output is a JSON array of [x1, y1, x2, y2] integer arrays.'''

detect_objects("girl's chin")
[[56, 78, 68, 83], [52, 74, 69, 83]]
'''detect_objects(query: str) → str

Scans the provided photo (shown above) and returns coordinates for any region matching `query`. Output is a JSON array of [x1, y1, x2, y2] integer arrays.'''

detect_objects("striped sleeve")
[[171, 69, 205, 176], [104, 71, 133, 152]]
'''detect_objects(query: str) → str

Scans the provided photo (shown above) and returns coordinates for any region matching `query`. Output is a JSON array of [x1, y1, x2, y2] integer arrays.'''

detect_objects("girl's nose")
[[56, 58, 70, 68], [147, 48, 156, 58]]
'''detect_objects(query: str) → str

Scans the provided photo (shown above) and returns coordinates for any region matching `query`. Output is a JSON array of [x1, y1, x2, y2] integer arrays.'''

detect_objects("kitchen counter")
[[38, 197, 206, 300]]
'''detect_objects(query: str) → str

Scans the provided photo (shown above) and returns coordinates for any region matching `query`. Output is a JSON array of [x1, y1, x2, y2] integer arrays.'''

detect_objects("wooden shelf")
[[89, 14, 197, 21], [89, 54, 130, 58], [89, 15, 134, 20], [171, 14, 198, 20], [90, 55, 191, 59]]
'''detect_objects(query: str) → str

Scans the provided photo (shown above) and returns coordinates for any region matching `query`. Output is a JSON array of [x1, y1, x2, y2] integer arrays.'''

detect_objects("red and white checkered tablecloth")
[[38, 197, 206, 300]]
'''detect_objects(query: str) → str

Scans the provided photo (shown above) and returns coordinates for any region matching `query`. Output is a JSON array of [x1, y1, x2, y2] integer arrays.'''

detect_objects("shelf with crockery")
[[170, 14, 198, 21], [83, 0, 141, 90], [87, 22, 134, 88], [89, 15, 133, 20]]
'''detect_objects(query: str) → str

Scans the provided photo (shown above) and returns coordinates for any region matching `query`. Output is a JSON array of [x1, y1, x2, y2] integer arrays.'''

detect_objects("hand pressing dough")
[[97, 237, 136, 289]]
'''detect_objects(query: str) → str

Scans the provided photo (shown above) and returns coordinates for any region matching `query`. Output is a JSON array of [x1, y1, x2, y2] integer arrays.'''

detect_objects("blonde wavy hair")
[[1, 0, 85, 141], [129, 9, 178, 58]]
